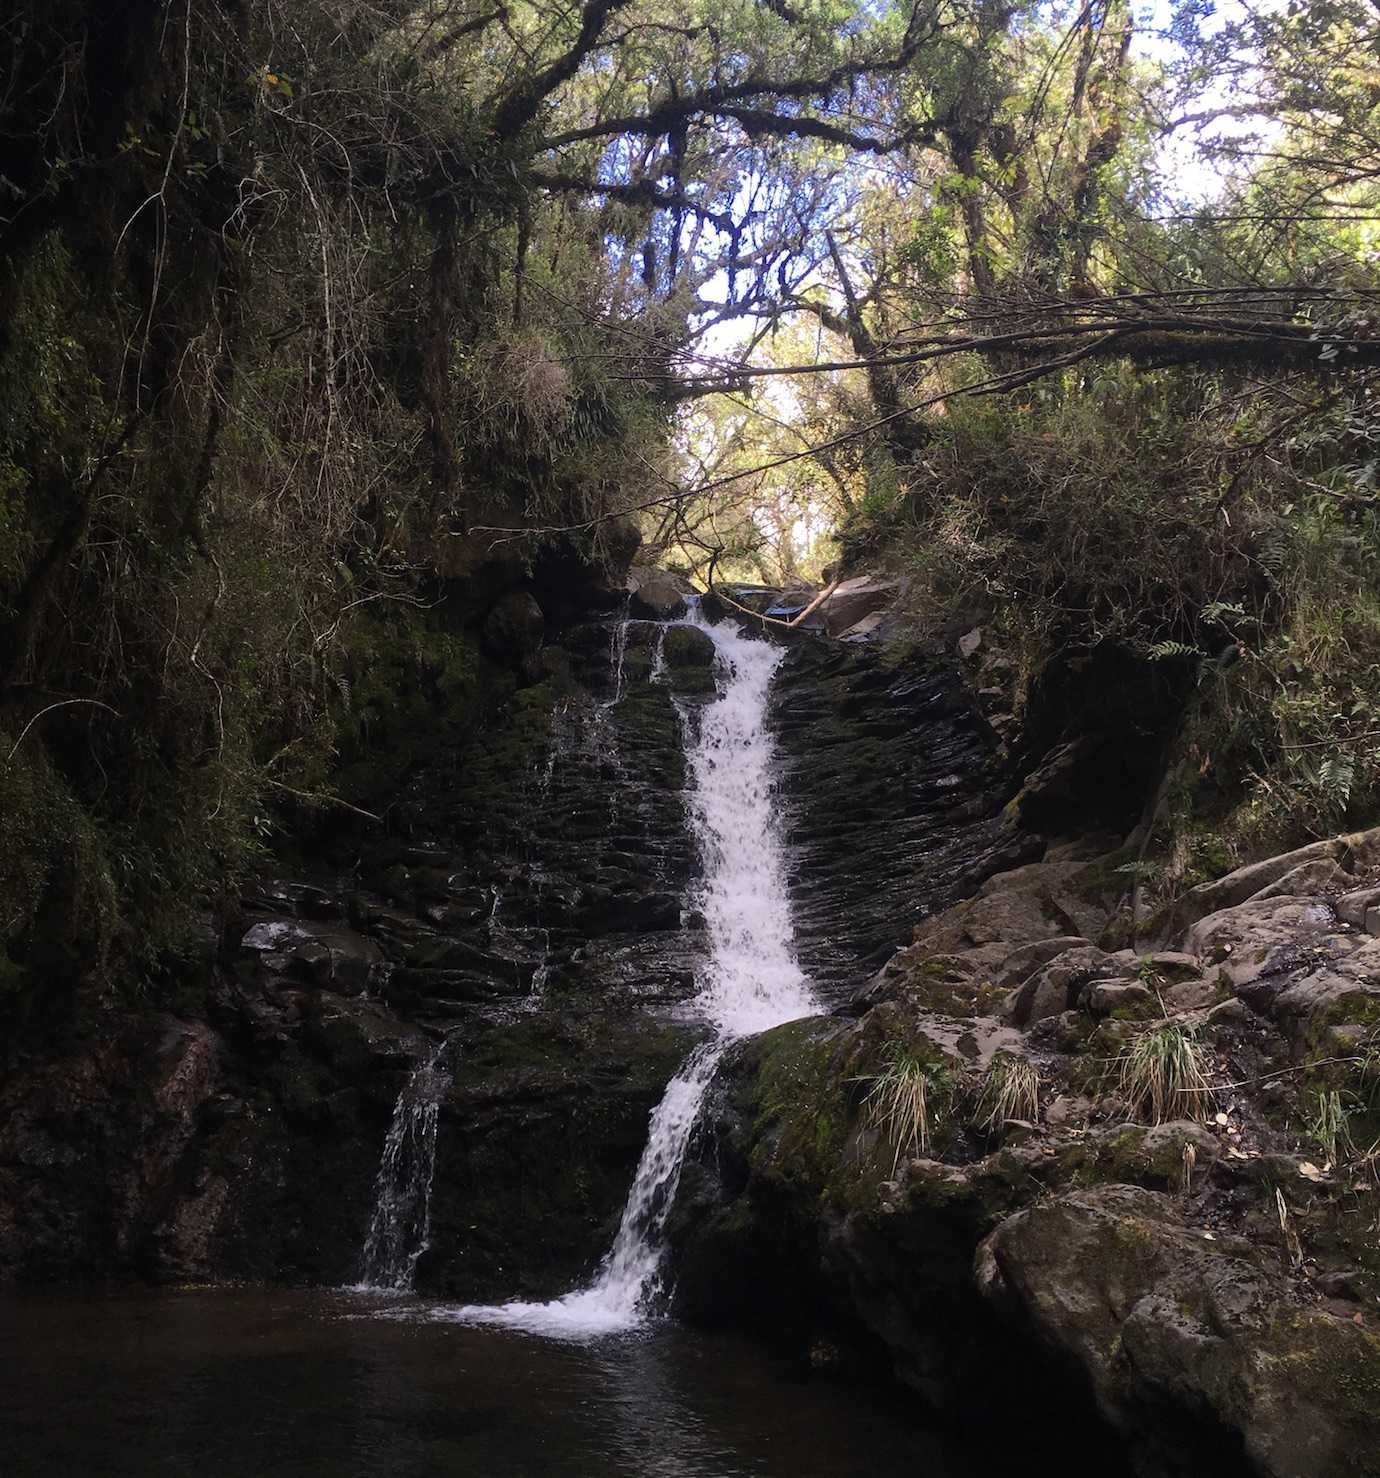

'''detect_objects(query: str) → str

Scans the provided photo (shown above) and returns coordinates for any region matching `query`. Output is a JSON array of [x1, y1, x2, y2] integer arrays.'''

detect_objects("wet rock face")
[[0, 1017, 223, 1282], [770, 639, 1036, 997]]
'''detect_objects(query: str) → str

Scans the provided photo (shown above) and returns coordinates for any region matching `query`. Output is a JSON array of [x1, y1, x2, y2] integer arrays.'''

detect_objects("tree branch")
[[528, 169, 736, 231], [490, 0, 637, 141]]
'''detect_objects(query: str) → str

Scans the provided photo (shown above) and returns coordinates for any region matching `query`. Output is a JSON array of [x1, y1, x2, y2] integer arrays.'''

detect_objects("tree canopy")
[[1, 0, 1378, 990]]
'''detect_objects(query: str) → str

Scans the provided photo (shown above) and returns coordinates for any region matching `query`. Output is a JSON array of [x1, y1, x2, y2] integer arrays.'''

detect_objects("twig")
[[5, 700, 121, 763], [1214, 1055, 1369, 1093], [1277, 729, 1380, 750], [261, 777, 381, 822]]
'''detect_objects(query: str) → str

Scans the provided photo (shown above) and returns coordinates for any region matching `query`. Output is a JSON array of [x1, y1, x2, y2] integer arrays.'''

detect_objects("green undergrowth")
[[843, 365, 1380, 907]]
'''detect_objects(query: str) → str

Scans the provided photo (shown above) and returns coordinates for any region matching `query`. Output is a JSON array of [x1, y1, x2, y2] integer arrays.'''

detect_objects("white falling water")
[[356, 1041, 451, 1291], [602, 598, 634, 709], [445, 612, 815, 1338], [649, 626, 668, 683]]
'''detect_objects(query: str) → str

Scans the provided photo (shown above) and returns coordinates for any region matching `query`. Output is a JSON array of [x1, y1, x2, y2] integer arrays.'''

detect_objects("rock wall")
[[0, 608, 717, 1295], [770, 639, 1036, 994]]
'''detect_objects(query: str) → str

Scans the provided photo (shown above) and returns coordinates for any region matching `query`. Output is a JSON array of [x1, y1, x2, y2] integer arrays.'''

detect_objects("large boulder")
[[662, 624, 716, 667], [627, 566, 693, 621], [236, 915, 383, 996], [978, 1185, 1380, 1478], [819, 574, 898, 634]]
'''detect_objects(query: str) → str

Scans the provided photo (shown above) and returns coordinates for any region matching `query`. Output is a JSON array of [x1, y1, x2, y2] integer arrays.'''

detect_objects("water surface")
[[3, 1288, 1038, 1477]]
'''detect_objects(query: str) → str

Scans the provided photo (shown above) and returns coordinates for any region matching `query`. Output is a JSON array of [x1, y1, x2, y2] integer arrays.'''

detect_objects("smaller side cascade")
[[356, 1039, 453, 1291]]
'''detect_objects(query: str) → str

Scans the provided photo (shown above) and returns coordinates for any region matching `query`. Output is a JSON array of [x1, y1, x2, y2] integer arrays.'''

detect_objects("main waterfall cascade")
[[438, 610, 817, 1336]]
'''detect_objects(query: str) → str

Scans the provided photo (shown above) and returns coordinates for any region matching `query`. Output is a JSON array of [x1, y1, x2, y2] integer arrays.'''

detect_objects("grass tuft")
[[862, 1044, 952, 1172], [1306, 1087, 1354, 1165], [1115, 1023, 1212, 1124], [973, 1051, 1041, 1132]]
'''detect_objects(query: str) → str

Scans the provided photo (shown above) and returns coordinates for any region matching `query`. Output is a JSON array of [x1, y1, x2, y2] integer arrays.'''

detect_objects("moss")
[[1053, 1126, 1191, 1191], [1298, 996, 1380, 1100], [1110, 997, 1161, 1024], [1259, 1309, 1380, 1436], [893, 954, 999, 1016], [749, 1017, 857, 1203]]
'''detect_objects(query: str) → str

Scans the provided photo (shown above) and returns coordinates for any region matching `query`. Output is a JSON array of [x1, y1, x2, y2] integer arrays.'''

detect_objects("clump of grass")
[[1115, 1023, 1212, 1124], [862, 1044, 953, 1171], [973, 1051, 1041, 1132], [1305, 1088, 1353, 1164]]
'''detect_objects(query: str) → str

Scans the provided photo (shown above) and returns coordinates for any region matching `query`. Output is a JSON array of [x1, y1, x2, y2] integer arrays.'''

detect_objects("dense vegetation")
[[1, 0, 1377, 1022]]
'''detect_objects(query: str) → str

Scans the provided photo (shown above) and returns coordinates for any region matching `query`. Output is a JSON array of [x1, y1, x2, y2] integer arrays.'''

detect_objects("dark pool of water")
[[3, 1288, 1052, 1477]]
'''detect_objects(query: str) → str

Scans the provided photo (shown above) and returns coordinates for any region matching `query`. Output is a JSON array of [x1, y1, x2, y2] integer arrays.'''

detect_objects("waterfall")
[[603, 597, 633, 709], [356, 1041, 452, 1291], [446, 613, 815, 1337]]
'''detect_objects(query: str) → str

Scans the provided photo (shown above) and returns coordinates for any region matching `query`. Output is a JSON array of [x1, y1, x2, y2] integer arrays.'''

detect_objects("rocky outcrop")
[[627, 565, 694, 621], [980, 1186, 1380, 1478], [669, 824, 1380, 1476]]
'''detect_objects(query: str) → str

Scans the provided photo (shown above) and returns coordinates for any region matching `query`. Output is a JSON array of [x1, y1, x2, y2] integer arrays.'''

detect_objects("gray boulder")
[[628, 566, 692, 621], [1338, 886, 1380, 934], [977, 1185, 1380, 1478], [819, 575, 897, 634], [1007, 943, 1115, 1025]]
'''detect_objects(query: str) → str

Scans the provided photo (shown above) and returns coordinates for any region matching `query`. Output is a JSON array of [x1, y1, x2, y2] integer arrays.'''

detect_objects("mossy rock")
[[748, 1015, 856, 1200], [663, 625, 716, 667], [1055, 1122, 1214, 1192], [1244, 1309, 1380, 1476]]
